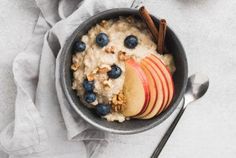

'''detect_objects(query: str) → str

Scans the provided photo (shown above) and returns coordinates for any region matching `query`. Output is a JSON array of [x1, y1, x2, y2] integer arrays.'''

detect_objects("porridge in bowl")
[[71, 16, 175, 122]]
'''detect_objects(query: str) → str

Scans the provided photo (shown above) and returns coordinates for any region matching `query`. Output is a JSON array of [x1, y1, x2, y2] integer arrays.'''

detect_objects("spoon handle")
[[151, 100, 186, 158]]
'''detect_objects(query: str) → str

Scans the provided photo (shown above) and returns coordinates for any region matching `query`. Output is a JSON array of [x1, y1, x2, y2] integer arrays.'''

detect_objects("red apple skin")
[[135, 61, 158, 118], [145, 57, 169, 114], [148, 54, 174, 111], [140, 59, 165, 119], [122, 59, 150, 117]]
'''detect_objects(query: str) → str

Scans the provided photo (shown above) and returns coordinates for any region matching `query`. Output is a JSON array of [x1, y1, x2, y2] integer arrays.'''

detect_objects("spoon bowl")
[[184, 73, 209, 106]]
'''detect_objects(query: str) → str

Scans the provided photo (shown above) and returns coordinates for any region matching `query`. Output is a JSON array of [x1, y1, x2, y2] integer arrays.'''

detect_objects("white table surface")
[[0, 0, 236, 158]]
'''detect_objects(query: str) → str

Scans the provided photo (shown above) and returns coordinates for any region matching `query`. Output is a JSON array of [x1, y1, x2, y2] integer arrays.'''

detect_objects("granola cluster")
[[111, 91, 126, 112]]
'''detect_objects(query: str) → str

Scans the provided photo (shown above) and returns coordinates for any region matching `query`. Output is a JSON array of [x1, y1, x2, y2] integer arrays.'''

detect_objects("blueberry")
[[73, 41, 86, 52], [124, 35, 138, 49], [83, 79, 94, 92], [95, 104, 111, 116], [107, 64, 122, 79], [84, 92, 96, 103], [96, 33, 109, 47]]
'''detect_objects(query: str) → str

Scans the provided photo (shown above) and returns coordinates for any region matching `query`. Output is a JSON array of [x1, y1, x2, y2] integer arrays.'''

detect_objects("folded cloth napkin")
[[0, 0, 143, 157]]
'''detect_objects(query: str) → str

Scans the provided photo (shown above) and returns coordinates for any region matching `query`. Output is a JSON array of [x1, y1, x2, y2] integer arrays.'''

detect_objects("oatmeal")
[[71, 16, 175, 122]]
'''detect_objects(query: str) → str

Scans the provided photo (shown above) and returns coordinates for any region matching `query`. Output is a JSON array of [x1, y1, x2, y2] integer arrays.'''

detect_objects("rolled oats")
[[103, 79, 112, 88], [92, 68, 99, 74], [98, 67, 109, 73], [98, 64, 111, 73], [104, 112, 125, 122]]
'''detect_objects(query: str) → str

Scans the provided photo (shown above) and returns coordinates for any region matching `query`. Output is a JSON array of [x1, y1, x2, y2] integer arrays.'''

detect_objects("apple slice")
[[148, 54, 174, 110], [145, 57, 169, 114], [122, 59, 150, 117], [145, 57, 169, 112], [141, 59, 165, 119], [134, 62, 158, 118]]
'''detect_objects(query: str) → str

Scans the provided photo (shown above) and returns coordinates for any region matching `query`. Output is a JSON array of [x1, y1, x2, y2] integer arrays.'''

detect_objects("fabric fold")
[[0, 14, 50, 156]]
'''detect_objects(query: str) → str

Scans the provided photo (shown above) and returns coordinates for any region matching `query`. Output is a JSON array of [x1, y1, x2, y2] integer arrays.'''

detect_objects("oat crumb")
[[98, 64, 111, 73], [105, 46, 115, 54], [100, 20, 107, 27], [71, 63, 80, 71], [118, 51, 130, 61], [104, 112, 126, 122], [91, 99, 98, 106], [87, 73, 95, 81]]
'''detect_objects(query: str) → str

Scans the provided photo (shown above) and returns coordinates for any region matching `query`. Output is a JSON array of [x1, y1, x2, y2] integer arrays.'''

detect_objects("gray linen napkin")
[[0, 0, 142, 157]]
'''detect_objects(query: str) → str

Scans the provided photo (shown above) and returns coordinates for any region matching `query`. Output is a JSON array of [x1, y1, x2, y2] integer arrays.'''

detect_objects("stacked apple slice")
[[122, 54, 174, 119]]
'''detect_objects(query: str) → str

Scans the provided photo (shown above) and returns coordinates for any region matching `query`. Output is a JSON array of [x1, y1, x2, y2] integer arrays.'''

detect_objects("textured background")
[[0, 0, 236, 158]]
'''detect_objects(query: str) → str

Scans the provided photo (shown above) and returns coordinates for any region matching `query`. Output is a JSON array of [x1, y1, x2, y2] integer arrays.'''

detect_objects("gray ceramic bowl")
[[60, 8, 188, 134]]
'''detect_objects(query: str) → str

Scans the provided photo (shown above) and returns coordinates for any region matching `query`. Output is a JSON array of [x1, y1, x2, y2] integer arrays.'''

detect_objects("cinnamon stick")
[[139, 6, 159, 44], [157, 19, 167, 54]]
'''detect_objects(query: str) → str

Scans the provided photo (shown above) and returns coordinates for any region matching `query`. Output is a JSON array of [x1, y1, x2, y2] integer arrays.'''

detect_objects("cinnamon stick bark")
[[139, 6, 159, 44], [157, 19, 167, 54]]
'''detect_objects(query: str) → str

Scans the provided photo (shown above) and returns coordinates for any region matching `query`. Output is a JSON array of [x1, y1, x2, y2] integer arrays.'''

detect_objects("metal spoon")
[[151, 73, 209, 158]]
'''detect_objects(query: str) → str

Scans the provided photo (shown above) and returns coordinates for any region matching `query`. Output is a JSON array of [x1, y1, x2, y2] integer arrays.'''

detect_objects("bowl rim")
[[60, 8, 188, 134]]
